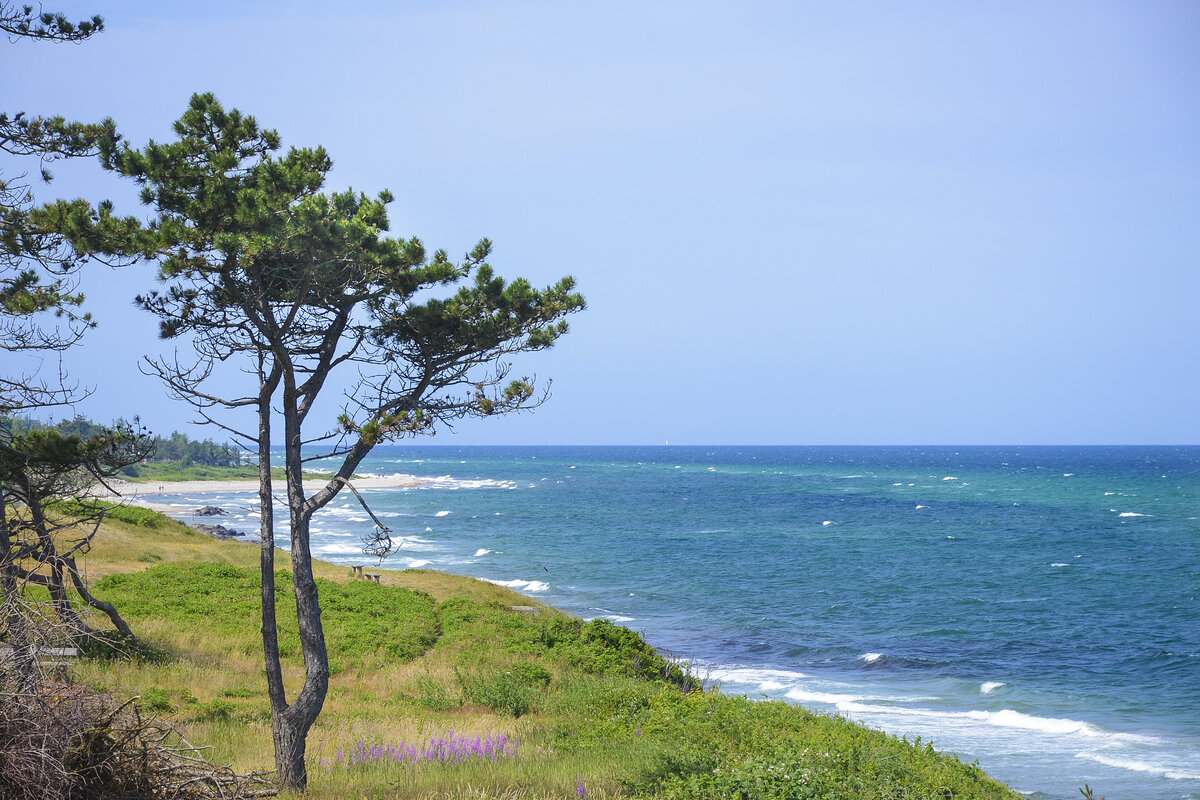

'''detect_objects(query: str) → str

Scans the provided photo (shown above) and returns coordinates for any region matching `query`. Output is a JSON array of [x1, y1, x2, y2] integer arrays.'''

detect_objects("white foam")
[[434, 510, 451, 517], [943, 476, 959, 481], [425, 527, 433, 532], [915, 505, 928, 510], [787, 688, 936, 705], [840, 703, 1114, 739], [404, 559, 430, 569], [1118, 512, 1150, 517], [1063, 473, 1074, 477], [708, 666, 809, 684], [980, 681, 1006, 694], [473, 548, 491, 557], [416, 475, 518, 491], [1104, 491, 1115, 496], [822, 520, 835, 526], [892, 482, 903, 486], [314, 543, 364, 555], [484, 578, 549, 593], [1075, 752, 1200, 781], [859, 652, 883, 663], [1051, 562, 1069, 567]]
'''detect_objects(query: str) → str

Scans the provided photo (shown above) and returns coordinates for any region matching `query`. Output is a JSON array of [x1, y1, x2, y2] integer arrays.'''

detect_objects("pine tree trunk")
[[273, 708, 308, 790], [271, 383, 330, 792]]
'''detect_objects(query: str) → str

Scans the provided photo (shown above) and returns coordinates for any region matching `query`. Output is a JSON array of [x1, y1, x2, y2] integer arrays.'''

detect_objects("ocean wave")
[[473, 548, 491, 557], [707, 666, 810, 687], [837, 703, 1157, 744], [1117, 512, 1150, 518], [434, 510, 451, 517], [785, 688, 934, 705], [404, 559, 430, 569], [859, 652, 883, 663], [980, 682, 1006, 694], [313, 543, 366, 555], [484, 578, 549, 593], [1075, 752, 1200, 781], [356, 473, 518, 491]]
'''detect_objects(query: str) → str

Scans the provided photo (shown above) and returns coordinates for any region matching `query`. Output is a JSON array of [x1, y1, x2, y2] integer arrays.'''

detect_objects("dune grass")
[[35, 505, 1022, 799]]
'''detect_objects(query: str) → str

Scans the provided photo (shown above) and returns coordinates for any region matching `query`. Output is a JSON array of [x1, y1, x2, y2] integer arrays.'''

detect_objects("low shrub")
[[458, 669, 540, 717], [49, 498, 178, 530], [413, 676, 460, 711], [139, 688, 175, 713]]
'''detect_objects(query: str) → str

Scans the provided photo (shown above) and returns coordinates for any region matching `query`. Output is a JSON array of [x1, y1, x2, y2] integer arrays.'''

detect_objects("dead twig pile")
[[1, 649, 275, 800]]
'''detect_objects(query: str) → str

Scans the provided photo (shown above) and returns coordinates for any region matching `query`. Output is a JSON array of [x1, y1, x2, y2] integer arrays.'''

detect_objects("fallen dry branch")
[[0, 660, 275, 800]]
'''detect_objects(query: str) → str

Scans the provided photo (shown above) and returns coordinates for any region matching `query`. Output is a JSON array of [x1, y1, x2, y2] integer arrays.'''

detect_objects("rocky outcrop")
[[193, 506, 227, 516], [192, 524, 243, 540]]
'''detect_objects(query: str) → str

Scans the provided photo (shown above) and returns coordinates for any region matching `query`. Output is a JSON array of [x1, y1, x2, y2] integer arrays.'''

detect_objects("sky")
[[4, 1, 1199, 445]]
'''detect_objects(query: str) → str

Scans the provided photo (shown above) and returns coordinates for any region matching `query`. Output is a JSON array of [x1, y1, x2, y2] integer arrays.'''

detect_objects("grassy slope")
[[59, 510, 1021, 800]]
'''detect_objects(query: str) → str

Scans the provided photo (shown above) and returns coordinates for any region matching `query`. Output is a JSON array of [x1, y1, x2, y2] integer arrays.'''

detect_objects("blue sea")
[[148, 446, 1200, 799]]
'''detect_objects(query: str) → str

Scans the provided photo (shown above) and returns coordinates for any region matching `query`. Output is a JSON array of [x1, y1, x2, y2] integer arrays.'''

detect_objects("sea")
[[145, 445, 1200, 799]]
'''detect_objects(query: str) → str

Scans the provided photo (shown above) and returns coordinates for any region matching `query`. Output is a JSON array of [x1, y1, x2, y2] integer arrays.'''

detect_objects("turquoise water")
[[149, 446, 1200, 799]]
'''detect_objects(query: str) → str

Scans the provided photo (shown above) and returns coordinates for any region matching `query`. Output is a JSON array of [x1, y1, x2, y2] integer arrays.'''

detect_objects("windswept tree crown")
[[49, 92, 585, 445]]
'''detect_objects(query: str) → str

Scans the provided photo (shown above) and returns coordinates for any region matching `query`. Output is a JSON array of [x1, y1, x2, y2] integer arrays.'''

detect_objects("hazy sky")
[[5, 1, 1198, 444]]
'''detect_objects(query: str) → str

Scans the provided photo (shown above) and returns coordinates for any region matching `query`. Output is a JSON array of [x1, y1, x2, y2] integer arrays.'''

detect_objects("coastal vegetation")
[[7, 506, 1022, 799]]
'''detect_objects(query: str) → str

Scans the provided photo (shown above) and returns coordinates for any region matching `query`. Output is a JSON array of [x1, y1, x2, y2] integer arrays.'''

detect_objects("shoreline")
[[99, 475, 431, 513]]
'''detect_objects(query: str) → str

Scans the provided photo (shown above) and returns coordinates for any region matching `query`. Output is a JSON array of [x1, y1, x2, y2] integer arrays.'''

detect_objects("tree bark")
[[270, 375, 330, 791]]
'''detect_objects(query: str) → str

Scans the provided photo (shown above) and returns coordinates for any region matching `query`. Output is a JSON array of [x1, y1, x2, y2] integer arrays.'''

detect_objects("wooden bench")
[[0, 645, 79, 667]]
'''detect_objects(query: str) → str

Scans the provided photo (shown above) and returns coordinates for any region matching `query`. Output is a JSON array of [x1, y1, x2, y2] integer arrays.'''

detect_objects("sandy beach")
[[97, 474, 431, 513]]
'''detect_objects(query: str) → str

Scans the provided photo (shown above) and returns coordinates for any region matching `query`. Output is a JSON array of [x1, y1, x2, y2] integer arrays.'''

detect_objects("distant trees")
[[50, 93, 585, 790], [5, 415, 244, 469]]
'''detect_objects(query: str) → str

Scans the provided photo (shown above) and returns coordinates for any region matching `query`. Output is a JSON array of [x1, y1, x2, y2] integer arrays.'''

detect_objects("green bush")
[[413, 676, 460, 711], [49, 498, 178, 530], [513, 661, 552, 688], [192, 699, 235, 723], [458, 666, 546, 717], [139, 688, 175, 713]]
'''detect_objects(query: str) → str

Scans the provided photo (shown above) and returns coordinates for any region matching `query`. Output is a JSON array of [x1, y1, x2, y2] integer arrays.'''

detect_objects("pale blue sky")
[[5, 1, 1198, 444]]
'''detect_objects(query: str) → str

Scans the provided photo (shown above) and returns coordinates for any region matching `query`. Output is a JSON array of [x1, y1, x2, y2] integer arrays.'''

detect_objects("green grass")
[[46, 516, 1022, 799], [94, 563, 440, 672]]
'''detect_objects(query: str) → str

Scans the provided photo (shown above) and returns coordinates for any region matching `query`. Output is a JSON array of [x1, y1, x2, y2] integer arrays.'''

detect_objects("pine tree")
[[48, 93, 585, 790]]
